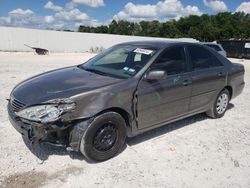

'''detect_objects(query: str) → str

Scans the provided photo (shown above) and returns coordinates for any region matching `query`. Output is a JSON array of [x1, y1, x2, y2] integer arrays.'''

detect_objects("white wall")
[[0, 26, 198, 53]]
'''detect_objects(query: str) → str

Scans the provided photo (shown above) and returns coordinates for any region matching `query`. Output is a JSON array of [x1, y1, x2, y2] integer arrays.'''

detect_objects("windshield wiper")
[[78, 65, 126, 79], [82, 67, 111, 77]]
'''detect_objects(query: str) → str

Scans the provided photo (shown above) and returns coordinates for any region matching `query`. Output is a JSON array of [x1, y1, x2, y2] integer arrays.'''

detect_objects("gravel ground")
[[0, 52, 249, 188]]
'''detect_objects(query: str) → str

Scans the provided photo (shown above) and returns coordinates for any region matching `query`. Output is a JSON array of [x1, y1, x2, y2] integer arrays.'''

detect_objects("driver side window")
[[151, 46, 187, 75]]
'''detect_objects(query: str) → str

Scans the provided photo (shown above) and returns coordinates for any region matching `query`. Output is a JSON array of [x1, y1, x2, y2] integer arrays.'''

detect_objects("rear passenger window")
[[213, 56, 224, 67], [189, 45, 223, 70], [152, 46, 187, 75]]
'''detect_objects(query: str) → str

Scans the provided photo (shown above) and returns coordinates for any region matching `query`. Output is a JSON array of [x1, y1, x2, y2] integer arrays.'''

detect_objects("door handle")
[[182, 79, 192, 86]]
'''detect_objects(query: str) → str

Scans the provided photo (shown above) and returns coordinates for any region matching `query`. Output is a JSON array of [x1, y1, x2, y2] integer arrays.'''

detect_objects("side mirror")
[[145, 70, 167, 80]]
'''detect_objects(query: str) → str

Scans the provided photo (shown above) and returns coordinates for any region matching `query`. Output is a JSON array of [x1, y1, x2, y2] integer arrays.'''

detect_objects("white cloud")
[[65, 2, 77, 10], [44, 1, 63, 12], [44, 15, 55, 23], [43, 1, 98, 28], [75, 19, 102, 27], [9, 8, 34, 16], [185, 5, 202, 16], [114, 0, 202, 21], [203, 0, 228, 12], [0, 16, 11, 24], [156, 0, 202, 18], [121, 3, 157, 18], [0, 5, 97, 30], [0, 8, 43, 28], [236, 2, 250, 13], [55, 8, 89, 21], [72, 0, 105, 8], [44, 1, 90, 22], [52, 22, 65, 29]]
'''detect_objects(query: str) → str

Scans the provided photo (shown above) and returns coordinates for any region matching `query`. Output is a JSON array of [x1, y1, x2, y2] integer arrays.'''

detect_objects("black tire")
[[206, 89, 230, 118], [80, 112, 126, 162]]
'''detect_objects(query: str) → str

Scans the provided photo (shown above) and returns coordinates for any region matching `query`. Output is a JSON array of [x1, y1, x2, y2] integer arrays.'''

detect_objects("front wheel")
[[80, 112, 127, 162], [206, 89, 230, 118]]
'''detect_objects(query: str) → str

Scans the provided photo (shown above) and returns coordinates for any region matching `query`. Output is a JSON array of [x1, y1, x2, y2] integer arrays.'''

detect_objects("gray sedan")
[[8, 41, 245, 161]]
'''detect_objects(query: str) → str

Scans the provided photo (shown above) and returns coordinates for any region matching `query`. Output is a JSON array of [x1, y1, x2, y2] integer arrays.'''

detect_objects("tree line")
[[78, 12, 250, 42]]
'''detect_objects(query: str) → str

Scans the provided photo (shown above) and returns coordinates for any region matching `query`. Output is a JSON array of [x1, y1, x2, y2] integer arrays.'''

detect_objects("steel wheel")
[[93, 123, 117, 151], [80, 112, 127, 162], [216, 93, 229, 114]]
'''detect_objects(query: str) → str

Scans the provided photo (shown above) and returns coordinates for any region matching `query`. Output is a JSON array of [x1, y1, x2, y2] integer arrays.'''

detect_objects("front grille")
[[10, 98, 26, 112]]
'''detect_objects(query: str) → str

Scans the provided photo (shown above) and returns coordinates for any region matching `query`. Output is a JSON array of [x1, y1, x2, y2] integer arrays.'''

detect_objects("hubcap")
[[93, 123, 117, 151], [216, 93, 228, 114]]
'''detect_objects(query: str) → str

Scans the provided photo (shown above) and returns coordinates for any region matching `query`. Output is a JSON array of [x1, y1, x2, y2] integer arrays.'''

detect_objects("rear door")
[[187, 45, 226, 113], [137, 46, 192, 129]]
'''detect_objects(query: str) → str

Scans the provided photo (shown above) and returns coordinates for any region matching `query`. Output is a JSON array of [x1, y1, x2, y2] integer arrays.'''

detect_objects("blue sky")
[[0, 0, 249, 30]]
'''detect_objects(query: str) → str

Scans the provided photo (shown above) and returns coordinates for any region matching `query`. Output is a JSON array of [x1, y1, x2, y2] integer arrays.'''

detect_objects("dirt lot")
[[0, 52, 249, 188]]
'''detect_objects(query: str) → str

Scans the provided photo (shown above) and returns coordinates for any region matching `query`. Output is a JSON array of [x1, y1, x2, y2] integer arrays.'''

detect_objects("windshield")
[[81, 45, 157, 78]]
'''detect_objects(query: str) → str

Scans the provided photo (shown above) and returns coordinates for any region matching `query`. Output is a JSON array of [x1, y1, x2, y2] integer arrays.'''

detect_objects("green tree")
[[188, 27, 202, 40], [95, 26, 109, 33], [139, 21, 150, 36], [147, 20, 161, 37], [108, 20, 118, 34], [116, 20, 132, 35], [159, 21, 180, 38], [78, 12, 250, 40]]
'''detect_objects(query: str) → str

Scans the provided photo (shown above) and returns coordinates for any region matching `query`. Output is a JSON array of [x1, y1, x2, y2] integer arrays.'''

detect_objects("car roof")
[[116, 40, 197, 49], [201, 42, 221, 46]]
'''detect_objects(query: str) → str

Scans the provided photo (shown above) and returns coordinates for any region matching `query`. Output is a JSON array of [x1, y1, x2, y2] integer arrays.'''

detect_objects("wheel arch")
[[224, 85, 233, 99], [69, 107, 131, 153], [96, 107, 132, 129]]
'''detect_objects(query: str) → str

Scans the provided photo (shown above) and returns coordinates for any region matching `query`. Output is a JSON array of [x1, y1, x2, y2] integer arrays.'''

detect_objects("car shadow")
[[228, 103, 234, 110], [127, 113, 207, 146], [22, 136, 127, 163], [22, 135, 128, 163], [22, 103, 234, 162], [22, 136, 86, 162], [127, 103, 235, 146]]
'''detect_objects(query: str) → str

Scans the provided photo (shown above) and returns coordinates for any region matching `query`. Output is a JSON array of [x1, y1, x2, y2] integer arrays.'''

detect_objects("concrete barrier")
[[0, 26, 198, 53]]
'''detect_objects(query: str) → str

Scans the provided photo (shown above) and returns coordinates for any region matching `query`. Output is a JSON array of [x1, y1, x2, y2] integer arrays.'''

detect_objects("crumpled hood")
[[11, 66, 122, 105]]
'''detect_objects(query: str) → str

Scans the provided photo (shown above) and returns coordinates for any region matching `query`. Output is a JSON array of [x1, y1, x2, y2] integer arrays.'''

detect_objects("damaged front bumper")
[[8, 102, 47, 144], [7, 102, 92, 151]]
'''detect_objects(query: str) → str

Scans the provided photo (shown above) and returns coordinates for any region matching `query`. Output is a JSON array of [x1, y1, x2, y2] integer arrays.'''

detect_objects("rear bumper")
[[232, 81, 245, 99]]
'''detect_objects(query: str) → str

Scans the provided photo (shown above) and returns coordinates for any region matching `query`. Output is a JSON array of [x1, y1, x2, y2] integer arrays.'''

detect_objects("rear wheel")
[[206, 89, 230, 118], [80, 112, 126, 162]]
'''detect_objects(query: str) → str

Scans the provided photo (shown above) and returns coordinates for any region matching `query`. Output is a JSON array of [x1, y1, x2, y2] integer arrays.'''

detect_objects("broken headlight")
[[15, 103, 75, 123]]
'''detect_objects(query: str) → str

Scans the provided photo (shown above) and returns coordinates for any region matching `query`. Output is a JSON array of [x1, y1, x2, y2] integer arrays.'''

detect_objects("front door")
[[137, 46, 192, 129]]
